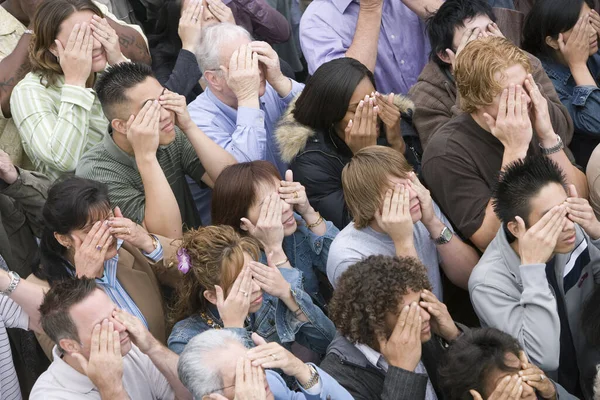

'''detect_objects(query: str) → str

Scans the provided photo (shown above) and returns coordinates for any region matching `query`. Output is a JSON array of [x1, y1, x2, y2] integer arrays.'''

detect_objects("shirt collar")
[[331, 0, 356, 13], [354, 343, 387, 370], [49, 346, 96, 394], [103, 132, 138, 170], [97, 239, 123, 286]]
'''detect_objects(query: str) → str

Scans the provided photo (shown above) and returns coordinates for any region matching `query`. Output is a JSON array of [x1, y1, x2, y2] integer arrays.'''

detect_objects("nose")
[[159, 106, 170, 121], [419, 306, 431, 323], [563, 217, 575, 231], [110, 317, 127, 333], [280, 197, 291, 213], [251, 278, 261, 293]]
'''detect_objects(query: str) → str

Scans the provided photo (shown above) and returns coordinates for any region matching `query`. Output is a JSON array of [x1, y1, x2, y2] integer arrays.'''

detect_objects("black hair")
[[94, 62, 155, 120], [291, 57, 375, 131], [439, 328, 523, 399], [426, 0, 496, 68], [522, 0, 594, 61], [34, 177, 111, 284], [492, 156, 566, 229]]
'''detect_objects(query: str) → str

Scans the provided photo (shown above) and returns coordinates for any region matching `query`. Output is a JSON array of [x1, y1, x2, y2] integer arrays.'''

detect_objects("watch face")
[[442, 227, 453, 241]]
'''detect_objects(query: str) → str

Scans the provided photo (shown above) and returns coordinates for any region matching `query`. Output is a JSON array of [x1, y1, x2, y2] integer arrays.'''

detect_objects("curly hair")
[[329, 255, 432, 347], [169, 225, 261, 327]]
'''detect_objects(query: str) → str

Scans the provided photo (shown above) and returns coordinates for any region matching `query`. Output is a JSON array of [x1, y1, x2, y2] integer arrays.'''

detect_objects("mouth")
[[421, 323, 431, 335], [161, 121, 174, 132], [282, 214, 295, 226], [563, 234, 576, 245], [120, 334, 129, 345], [592, 39, 598, 48], [251, 295, 263, 305], [92, 53, 104, 61], [410, 203, 420, 213]]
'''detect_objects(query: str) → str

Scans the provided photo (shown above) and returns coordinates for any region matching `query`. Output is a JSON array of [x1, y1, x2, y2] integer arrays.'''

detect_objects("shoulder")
[[468, 242, 512, 291], [169, 314, 207, 343], [302, 0, 341, 22]]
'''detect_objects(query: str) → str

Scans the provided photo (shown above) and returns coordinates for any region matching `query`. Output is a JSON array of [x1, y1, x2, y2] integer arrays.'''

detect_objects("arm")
[[0, 270, 45, 332], [105, 17, 151, 64], [154, 50, 202, 99], [0, 32, 31, 118], [381, 367, 428, 400], [231, 0, 291, 43], [344, 2, 382, 73], [144, 340, 191, 400]]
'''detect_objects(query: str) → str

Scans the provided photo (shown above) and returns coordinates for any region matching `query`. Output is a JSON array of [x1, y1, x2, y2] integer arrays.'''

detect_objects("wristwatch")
[[0, 271, 20, 296], [434, 226, 453, 245], [300, 364, 320, 390], [539, 134, 564, 155]]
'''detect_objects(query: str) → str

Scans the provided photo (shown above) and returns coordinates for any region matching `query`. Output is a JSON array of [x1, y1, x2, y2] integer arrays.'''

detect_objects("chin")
[[283, 222, 297, 237], [91, 57, 107, 73], [555, 242, 576, 254], [420, 332, 432, 343], [105, 246, 119, 260], [410, 209, 422, 224]]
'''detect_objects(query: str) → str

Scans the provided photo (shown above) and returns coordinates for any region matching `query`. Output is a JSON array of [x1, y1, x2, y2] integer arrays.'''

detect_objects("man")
[[439, 327, 577, 400], [76, 62, 236, 239], [320, 255, 464, 399], [177, 329, 353, 399], [327, 145, 479, 298], [422, 37, 587, 252], [31, 278, 192, 399], [469, 156, 600, 398], [408, 0, 573, 149]]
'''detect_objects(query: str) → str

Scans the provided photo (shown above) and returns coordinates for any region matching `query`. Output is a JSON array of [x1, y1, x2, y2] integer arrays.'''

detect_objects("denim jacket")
[[259, 214, 339, 306], [168, 267, 336, 355]]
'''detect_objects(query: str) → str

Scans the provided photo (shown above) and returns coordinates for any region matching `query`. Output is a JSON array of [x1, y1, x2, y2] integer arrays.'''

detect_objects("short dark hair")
[[522, 0, 594, 61], [426, 0, 496, 68], [329, 255, 432, 347], [439, 328, 522, 399], [492, 156, 566, 227], [40, 278, 98, 351], [291, 58, 375, 131], [95, 62, 155, 120]]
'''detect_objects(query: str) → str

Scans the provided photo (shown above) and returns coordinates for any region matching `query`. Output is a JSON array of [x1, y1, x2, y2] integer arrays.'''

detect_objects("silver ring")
[[240, 290, 247, 295], [540, 374, 545, 381]]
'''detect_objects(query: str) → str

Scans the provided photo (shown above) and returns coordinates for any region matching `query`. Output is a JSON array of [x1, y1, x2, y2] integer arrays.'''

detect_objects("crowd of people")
[[2, 0, 600, 398]]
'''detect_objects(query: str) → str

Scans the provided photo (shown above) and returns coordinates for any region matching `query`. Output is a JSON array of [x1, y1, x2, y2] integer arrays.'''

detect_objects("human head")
[[341, 146, 416, 229], [439, 328, 533, 399], [178, 329, 273, 400], [426, 0, 496, 68], [330, 255, 433, 349], [37, 177, 117, 284], [195, 24, 265, 105], [29, 0, 106, 86], [212, 161, 297, 237], [522, 0, 597, 62], [493, 156, 576, 253], [95, 62, 177, 145], [170, 225, 263, 326], [455, 36, 532, 116], [40, 278, 131, 357]]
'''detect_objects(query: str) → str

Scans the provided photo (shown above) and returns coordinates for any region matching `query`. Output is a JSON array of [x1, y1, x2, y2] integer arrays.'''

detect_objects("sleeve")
[[154, 49, 202, 99], [179, 131, 206, 184], [299, 9, 348, 75], [107, 178, 146, 224], [558, 84, 600, 137], [0, 296, 29, 330], [140, 349, 175, 400], [586, 235, 600, 284], [469, 264, 561, 370], [553, 379, 581, 399], [296, 220, 339, 274], [326, 246, 362, 289], [298, 365, 355, 400], [10, 81, 100, 173], [144, 234, 181, 289], [381, 366, 428, 400], [229, 0, 291, 43]]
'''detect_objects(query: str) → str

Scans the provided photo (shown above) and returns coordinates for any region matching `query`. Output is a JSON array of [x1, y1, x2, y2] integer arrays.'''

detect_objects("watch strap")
[[434, 226, 453, 245], [1, 271, 20, 296], [300, 364, 320, 390]]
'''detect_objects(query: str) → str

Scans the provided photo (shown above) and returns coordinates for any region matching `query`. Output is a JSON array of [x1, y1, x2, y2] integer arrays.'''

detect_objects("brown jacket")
[[27, 234, 181, 360], [409, 54, 574, 151]]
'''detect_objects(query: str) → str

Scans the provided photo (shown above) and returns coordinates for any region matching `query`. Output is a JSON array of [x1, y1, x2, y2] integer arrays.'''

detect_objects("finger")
[[71, 352, 89, 374], [229, 49, 239, 71], [215, 285, 225, 307], [113, 330, 121, 356], [229, 266, 246, 296], [401, 183, 410, 217], [514, 85, 522, 120], [75, 22, 87, 50], [498, 88, 508, 119], [66, 24, 81, 51], [469, 390, 484, 400], [107, 321, 114, 353], [381, 189, 392, 216], [529, 206, 560, 233], [507, 84, 516, 118], [411, 305, 422, 339], [90, 323, 102, 354], [55, 40, 65, 59], [390, 185, 401, 216], [236, 357, 245, 386], [82, 221, 103, 246], [134, 99, 154, 125], [515, 216, 527, 237], [568, 184, 578, 199], [99, 319, 109, 352], [251, 332, 267, 346], [518, 350, 529, 369]]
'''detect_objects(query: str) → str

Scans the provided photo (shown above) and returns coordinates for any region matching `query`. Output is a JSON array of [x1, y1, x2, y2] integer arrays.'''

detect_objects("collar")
[[354, 343, 386, 370], [496, 227, 525, 286], [543, 59, 573, 86], [325, 127, 354, 158], [205, 87, 265, 119], [97, 239, 123, 286], [48, 346, 96, 394], [0, 7, 24, 36], [331, 0, 356, 13], [103, 132, 138, 170]]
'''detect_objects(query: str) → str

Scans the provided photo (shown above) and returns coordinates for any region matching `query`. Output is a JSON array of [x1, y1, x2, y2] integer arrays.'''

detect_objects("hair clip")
[[177, 248, 191, 274]]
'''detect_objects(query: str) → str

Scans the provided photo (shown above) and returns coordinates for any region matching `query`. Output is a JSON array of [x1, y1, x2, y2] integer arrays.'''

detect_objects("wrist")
[[538, 131, 558, 148], [142, 336, 163, 356], [141, 234, 156, 253], [359, 2, 383, 12], [393, 238, 415, 253], [265, 246, 286, 262], [0, 272, 10, 292], [99, 384, 127, 399], [442, 325, 461, 342], [222, 318, 245, 328], [109, 54, 127, 66], [237, 94, 259, 109], [135, 152, 159, 166], [295, 362, 313, 386], [271, 75, 292, 96], [64, 78, 86, 87], [587, 222, 600, 240], [301, 207, 319, 222], [423, 216, 444, 236]]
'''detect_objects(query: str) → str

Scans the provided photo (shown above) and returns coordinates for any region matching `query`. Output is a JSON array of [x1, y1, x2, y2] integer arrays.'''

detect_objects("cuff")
[[572, 85, 599, 106], [142, 235, 164, 262], [280, 80, 303, 103], [61, 84, 96, 111], [236, 107, 266, 129], [519, 263, 550, 290]]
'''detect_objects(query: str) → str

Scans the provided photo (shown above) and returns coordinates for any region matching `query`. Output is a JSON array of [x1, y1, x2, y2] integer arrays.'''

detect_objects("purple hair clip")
[[177, 248, 191, 274]]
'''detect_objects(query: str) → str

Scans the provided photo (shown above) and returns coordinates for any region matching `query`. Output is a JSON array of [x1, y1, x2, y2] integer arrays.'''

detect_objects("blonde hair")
[[455, 36, 532, 113], [342, 146, 413, 229]]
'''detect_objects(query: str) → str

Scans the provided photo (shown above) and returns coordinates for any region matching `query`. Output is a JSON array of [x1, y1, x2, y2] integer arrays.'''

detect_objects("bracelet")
[[274, 257, 289, 267], [292, 307, 303, 317], [0, 271, 20, 296], [539, 134, 564, 155], [305, 213, 324, 229], [300, 364, 320, 390], [23, 29, 34, 35]]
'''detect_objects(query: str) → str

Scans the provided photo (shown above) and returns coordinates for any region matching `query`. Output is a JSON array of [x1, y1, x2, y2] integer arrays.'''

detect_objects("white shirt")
[[0, 296, 29, 400]]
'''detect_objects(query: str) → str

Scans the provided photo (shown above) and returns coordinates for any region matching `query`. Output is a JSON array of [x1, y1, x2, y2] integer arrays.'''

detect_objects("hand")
[[374, 92, 405, 149], [178, 0, 203, 51], [524, 74, 554, 142], [559, 15, 592, 68], [90, 15, 125, 66], [445, 27, 481, 69], [249, 41, 289, 90], [375, 184, 414, 246], [344, 95, 379, 154], [247, 334, 308, 380], [208, 358, 267, 400], [222, 45, 260, 104], [470, 376, 524, 400], [113, 309, 155, 353], [55, 23, 93, 87], [517, 352, 555, 399], [214, 266, 252, 328], [249, 258, 290, 300], [240, 193, 285, 253], [419, 289, 459, 341], [278, 170, 310, 216], [158, 89, 194, 132], [591, 10, 600, 37], [126, 100, 160, 159], [485, 22, 504, 38], [72, 320, 125, 397], [107, 207, 155, 253], [377, 302, 422, 371], [483, 84, 532, 154], [566, 184, 600, 239], [206, 0, 235, 23], [0, 150, 18, 185], [516, 205, 567, 265], [73, 221, 113, 278], [407, 172, 435, 226]]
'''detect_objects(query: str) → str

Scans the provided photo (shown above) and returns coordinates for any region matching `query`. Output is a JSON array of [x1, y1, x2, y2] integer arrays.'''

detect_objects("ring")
[[540, 374, 545, 381], [127, 228, 131, 235], [269, 353, 277, 361], [192, 17, 198, 22], [293, 191, 299, 199], [240, 290, 247, 296], [96, 245, 102, 251]]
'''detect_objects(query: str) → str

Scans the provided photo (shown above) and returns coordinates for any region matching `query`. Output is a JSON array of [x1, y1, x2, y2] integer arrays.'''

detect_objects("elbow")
[[521, 332, 560, 371]]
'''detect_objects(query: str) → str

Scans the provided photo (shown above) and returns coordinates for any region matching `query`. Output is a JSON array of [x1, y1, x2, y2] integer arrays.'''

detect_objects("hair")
[[439, 328, 523, 399], [39, 278, 98, 352], [29, 0, 103, 87], [291, 58, 376, 131], [492, 156, 566, 228], [426, 0, 496, 67], [454, 36, 532, 113], [169, 225, 261, 326], [195, 23, 253, 73], [178, 329, 245, 398], [341, 146, 413, 229], [522, 0, 593, 61], [211, 161, 282, 235], [329, 255, 432, 347], [34, 177, 111, 284], [95, 62, 156, 121]]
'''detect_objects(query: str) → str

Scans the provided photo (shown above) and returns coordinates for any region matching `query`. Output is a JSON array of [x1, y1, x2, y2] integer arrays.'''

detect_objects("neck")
[[211, 87, 239, 109], [470, 111, 491, 133], [368, 219, 385, 233], [509, 239, 520, 258], [112, 130, 135, 156], [63, 352, 87, 375]]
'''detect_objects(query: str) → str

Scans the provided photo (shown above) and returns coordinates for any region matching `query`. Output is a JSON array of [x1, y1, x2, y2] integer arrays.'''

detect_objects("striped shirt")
[[0, 296, 29, 400], [10, 73, 108, 181]]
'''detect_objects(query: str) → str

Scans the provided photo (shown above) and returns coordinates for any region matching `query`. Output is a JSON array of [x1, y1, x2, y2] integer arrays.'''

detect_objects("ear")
[[59, 338, 81, 355], [203, 289, 218, 306], [54, 232, 72, 248], [437, 50, 452, 65], [49, 41, 59, 59], [545, 35, 560, 50], [506, 219, 524, 239], [111, 118, 127, 135], [205, 70, 223, 91]]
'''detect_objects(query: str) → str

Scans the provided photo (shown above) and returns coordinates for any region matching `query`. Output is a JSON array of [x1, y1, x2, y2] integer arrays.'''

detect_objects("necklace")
[[199, 311, 252, 330]]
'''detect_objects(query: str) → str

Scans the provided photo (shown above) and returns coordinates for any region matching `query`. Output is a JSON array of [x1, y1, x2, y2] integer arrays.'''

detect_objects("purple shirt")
[[299, 0, 431, 94]]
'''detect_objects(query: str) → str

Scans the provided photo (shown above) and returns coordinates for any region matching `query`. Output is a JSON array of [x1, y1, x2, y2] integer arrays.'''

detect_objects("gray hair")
[[195, 23, 253, 73], [177, 329, 245, 399]]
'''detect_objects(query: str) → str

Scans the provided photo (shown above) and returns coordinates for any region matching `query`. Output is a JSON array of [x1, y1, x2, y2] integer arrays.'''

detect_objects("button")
[[400, 60, 405, 65], [390, 34, 395, 39]]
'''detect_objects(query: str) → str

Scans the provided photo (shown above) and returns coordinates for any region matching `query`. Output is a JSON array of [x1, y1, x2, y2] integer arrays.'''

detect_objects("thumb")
[[445, 49, 456, 64], [469, 390, 484, 400], [266, 251, 275, 268], [71, 352, 89, 375], [515, 216, 526, 236], [285, 169, 293, 183], [214, 285, 225, 306], [125, 114, 135, 132], [251, 332, 267, 346], [482, 113, 496, 130], [568, 184, 578, 199], [344, 119, 353, 139], [558, 33, 566, 52], [114, 206, 124, 218]]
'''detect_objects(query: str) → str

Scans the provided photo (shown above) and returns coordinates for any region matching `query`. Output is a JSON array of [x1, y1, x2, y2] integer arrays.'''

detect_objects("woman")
[[167, 225, 334, 356], [211, 161, 339, 308], [522, 0, 600, 168], [275, 57, 417, 229], [10, 0, 128, 181], [29, 177, 180, 356]]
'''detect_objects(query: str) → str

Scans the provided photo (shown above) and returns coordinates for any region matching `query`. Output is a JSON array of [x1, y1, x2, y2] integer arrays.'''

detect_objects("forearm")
[[280, 289, 309, 322], [301, 207, 327, 236], [107, 19, 151, 65], [344, 5, 382, 72], [236, 0, 291, 43], [570, 63, 597, 87], [0, 33, 31, 117], [99, 387, 131, 400], [469, 201, 501, 252], [159, 50, 202, 98], [393, 239, 419, 259], [400, 0, 442, 18], [3, 277, 45, 333], [270, 76, 293, 99], [184, 126, 236, 186], [145, 341, 192, 400], [542, 136, 589, 198]]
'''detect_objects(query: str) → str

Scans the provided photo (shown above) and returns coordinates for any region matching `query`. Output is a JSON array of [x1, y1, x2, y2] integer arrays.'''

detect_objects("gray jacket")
[[469, 225, 600, 398]]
